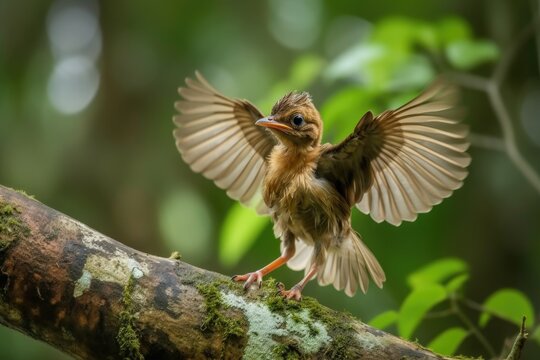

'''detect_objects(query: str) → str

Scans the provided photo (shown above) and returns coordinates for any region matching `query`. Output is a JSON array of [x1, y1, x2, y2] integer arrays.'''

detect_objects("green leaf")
[[445, 39, 499, 70], [324, 43, 385, 83], [219, 203, 269, 267], [320, 87, 377, 142], [289, 54, 325, 89], [386, 55, 434, 91], [414, 23, 439, 51], [398, 284, 447, 339], [427, 327, 468, 356], [368, 310, 398, 330], [479, 289, 535, 328], [445, 274, 469, 293], [368, 17, 419, 89], [372, 17, 417, 53], [437, 17, 471, 45], [407, 258, 467, 289]]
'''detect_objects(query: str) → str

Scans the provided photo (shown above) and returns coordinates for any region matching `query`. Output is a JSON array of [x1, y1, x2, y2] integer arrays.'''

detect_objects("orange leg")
[[232, 246, 295, 290], [277, 263, 318, 301]]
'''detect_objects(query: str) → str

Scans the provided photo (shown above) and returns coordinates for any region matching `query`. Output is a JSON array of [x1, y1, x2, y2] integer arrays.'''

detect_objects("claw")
[[275, 282, 285, 295], [231, 270, 263, 291], [277, 284, 303, 301]]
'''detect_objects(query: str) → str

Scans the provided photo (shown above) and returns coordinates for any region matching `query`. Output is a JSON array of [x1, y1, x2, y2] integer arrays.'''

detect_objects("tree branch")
[[505, 317, 528, 360], [468, 133, 506, 152], [0, 185, 456, 359], [446, 21, 540, 196]]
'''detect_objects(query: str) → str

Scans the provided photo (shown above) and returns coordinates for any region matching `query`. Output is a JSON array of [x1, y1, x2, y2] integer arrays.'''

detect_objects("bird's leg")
[[277, 263, 318, 301], [232, 241, 295, 290]]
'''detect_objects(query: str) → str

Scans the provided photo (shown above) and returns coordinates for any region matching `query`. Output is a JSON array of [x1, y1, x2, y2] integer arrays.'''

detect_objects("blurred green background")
[[1, 0, 539, 358]]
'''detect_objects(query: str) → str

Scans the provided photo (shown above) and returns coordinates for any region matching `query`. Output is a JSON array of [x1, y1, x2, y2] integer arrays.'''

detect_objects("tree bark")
[[0, 185, 452, 360]]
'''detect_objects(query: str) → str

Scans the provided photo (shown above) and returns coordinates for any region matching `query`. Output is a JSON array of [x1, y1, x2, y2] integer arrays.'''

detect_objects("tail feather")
[[356, 235, 386, 288], [282, 233, 385, 297], [318, 232, 385, 297]]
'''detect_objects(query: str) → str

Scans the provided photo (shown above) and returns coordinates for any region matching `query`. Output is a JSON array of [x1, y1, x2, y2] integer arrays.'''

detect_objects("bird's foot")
[[231, 270, 263, 290], [276, 282, 303, 301]]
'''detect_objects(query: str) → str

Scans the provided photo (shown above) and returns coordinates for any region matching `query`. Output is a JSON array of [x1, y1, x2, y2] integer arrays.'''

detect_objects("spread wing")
[[173, 71, 276, 214], [316, 80, 471, 226]]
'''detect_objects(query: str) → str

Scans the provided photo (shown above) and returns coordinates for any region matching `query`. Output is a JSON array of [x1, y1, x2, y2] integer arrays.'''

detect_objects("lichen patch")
[[59, 217, 127, 257], [222, 292, 331, 359], [73, 270, 92, 297], [73, 254, 148, 298], [285, 309, 330, 353], [355, 328, 384, 351]]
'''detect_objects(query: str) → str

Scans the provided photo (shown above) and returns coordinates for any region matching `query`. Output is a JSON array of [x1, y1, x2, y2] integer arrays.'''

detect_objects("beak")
[[255, 116, 293, 133]]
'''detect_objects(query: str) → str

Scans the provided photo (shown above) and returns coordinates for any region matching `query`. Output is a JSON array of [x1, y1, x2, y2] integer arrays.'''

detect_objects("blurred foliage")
[[428, 327, 469, 356], [369, 257, 539, 357], [398, 284, 448, 340], [479, 289, 535, 328], [1, 0, 539, 359], [220, 202, 269, 267]]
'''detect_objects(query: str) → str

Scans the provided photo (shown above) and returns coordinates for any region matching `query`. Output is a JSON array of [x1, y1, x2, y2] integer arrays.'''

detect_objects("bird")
[[173, 71, 470, 300]]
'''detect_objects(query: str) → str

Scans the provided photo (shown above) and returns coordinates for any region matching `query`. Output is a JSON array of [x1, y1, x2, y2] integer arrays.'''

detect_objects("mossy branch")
[[0, 185, 479, 359]]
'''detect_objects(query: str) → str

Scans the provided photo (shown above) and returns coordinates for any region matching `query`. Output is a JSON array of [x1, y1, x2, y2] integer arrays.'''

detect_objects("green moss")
[[263, 279, 302, 314], [0, 202, 30, 252], [305, 301, 355, 359], [324, 333, 354, 359], [290, 312, 302, 323], [266, 293, 295, 313], [168, 251, 182, 260], [273, 300, 319, 336], [261, 279, 343, 327], [13, 189, 35, 200], [116, 274, 144, 360], [196, 281, 243, 340], [272, 340, 306, 360]]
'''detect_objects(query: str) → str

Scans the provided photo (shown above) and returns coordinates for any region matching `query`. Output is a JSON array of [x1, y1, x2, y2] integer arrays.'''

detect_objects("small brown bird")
[[173, 72, 470, 300]]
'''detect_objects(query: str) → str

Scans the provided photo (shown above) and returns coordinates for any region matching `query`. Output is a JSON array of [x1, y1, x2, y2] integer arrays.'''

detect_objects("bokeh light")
[[46, 0, 101, 114], [47, 56, 99, 114], [268, 0, 322, 50], [46, 0, 101, 60]]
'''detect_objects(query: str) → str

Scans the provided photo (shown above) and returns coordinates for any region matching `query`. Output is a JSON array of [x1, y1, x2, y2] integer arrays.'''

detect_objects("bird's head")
[[256, 92, 322, 148]]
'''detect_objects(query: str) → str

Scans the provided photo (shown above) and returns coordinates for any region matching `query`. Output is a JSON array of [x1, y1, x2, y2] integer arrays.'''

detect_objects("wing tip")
[[172, 115, 181, 127]]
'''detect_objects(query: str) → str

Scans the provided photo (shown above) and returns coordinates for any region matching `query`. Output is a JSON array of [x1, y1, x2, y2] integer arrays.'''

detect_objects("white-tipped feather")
[[315, 233, 384, 297], [173, 72, 276, 215], [281, 233, 385, 297], [352, 81, 469, 226]]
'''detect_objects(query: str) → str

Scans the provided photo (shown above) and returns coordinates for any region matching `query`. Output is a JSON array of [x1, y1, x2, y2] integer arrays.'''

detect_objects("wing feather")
[[173, 72, 276, 214], [317, 79, 470, 225]]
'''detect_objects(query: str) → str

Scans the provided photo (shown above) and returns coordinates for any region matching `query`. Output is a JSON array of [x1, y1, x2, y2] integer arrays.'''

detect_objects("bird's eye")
[[291, 114, 305, 127]]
